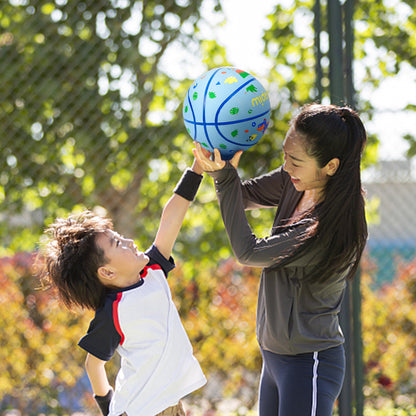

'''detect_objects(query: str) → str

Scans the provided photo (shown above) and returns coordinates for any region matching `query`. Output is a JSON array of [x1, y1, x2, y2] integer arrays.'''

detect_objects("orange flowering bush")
[[1, 252, 261, 414], [361, 254, 416, 409], [172, 258, 261, 407], [0, 252, 95, 413], [2, 250, 416, 414]]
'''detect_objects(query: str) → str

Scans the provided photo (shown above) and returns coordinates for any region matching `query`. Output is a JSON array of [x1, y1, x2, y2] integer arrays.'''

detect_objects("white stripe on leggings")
[[311, 351, 319, 416]]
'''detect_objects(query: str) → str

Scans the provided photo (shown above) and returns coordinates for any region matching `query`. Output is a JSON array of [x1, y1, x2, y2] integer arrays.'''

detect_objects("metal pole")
[[313, 0, 323, 102], [327, 1, 354, 415], [344, 1, 365, 414], [344, 0, 355, 107], [327, 0, 344, 105], [314, 0, 362, 413]]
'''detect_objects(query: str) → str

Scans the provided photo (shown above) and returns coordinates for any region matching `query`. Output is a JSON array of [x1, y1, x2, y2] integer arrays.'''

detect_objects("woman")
[[193, 103, 368, 416]]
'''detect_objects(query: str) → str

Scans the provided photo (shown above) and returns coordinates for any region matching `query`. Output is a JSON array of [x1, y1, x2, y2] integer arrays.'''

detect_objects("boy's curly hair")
[[40, 210, 113, 310]]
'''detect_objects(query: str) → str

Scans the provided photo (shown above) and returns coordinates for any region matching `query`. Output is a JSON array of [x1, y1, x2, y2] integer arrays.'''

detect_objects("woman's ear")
[[97, 265, 116, 282], [325, 157, 340, 176]]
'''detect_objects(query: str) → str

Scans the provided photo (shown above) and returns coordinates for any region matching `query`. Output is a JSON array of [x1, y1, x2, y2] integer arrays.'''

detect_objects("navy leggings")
[[259, 345, 345, 416]]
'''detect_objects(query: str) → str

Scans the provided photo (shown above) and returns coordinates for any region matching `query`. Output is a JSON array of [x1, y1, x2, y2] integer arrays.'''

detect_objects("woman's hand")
[[192, 142, 242, 172]]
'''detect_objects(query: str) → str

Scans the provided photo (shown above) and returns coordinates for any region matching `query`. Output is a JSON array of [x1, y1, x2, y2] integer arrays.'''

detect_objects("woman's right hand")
[[192, 141, 242, 172]]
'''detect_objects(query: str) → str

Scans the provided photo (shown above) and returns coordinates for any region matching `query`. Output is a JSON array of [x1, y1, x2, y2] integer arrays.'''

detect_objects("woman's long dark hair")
[[290, 103, 368, 282]]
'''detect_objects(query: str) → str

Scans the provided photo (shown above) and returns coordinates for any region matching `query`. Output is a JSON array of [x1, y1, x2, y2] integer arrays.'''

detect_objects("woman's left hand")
[[193, 142, 242, 172]]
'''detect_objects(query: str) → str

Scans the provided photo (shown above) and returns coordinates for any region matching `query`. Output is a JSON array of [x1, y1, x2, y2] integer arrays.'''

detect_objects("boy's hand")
[[191, 155, 205, 176], [191, 145, 211, 175], [193, 142, 242, 171]]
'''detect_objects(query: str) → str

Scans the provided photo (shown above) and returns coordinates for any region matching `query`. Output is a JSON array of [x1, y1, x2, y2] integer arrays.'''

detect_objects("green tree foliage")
[[4, 0, 414, 254], [354, 0, 416, 157], [0, 0, 223, 252], [262, 0, 416, 162]]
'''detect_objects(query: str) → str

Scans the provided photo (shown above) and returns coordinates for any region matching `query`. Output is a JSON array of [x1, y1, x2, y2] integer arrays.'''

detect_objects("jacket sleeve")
[[241, 166, 286, 210], [209, 164, 313, 268]]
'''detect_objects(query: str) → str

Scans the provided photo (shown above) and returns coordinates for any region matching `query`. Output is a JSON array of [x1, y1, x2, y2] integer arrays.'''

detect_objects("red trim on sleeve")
[[140, 264, 162, 278], [112, 292, 125, 346]]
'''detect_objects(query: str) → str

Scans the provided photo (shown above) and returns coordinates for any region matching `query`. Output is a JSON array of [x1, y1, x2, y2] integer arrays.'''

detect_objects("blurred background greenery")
[[1, 0, 415, 414]]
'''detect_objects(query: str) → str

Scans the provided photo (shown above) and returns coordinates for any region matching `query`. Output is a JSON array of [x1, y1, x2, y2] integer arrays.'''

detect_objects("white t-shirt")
[[79, 245, 206, 416]]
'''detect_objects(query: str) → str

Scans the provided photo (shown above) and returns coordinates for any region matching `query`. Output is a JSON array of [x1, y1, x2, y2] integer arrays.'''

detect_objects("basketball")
[[183, 67, 271, 160]]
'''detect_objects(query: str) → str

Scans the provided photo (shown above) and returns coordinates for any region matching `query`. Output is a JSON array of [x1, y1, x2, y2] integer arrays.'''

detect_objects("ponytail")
[[290, 104, 368, 282]]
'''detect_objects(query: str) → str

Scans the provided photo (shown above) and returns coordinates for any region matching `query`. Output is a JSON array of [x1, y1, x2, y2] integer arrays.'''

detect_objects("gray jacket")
[[209, 163, 346, 355]]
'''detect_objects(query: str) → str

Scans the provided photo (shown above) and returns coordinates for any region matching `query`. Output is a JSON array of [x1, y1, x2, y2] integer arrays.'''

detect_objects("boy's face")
[[95, 230, 149, 288]]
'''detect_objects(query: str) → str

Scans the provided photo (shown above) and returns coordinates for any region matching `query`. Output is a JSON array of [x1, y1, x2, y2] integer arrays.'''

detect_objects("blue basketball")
[[183, 67, 271, 160]]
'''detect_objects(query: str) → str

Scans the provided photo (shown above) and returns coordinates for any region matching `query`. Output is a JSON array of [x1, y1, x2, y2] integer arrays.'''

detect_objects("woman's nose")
[[283, 161, 289, 173]]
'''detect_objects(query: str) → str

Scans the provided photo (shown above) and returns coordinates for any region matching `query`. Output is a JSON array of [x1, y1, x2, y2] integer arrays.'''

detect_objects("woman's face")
[[282, 126, 330, 194]]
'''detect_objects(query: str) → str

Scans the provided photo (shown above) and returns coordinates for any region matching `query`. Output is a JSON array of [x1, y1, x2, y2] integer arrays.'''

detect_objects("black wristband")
[[173, 168, 203, 201], [94, 387, 113, 416]]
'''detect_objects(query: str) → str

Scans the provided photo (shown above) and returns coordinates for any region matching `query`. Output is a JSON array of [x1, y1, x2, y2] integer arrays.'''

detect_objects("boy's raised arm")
[[154, 158, 203, 260]]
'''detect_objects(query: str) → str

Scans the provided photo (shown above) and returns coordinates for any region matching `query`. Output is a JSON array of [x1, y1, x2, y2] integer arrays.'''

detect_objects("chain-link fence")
[[360, 159, 416, 409], [0, 0, 217, 252], [363, 160, 416, 286]]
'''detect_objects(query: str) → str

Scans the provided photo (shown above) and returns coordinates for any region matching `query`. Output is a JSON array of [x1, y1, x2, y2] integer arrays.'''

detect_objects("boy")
[[40, 159, 206, 416]]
